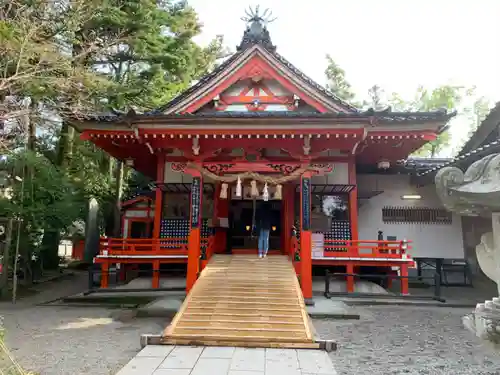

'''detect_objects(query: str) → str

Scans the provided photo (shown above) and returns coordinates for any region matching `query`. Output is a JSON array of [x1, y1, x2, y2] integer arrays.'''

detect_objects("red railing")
[[322, 239, 412, 259], [289, 237, 412, 260], [99, 237, 191, 256]]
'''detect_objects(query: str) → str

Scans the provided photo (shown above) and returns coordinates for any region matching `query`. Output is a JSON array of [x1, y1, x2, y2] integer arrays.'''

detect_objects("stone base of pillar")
[[304, 298, 315, 306]]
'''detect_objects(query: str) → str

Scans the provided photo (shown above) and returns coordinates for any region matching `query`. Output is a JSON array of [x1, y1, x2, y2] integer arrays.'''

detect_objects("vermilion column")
[[300, 173, 313, 303], [153, 154, 165, 239], [348, 159, 358, 242], [186, 170, 203, 293]]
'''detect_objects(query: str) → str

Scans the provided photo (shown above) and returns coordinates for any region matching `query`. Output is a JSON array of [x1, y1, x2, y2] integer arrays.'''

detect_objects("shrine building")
[[71, 12, 464, 300]]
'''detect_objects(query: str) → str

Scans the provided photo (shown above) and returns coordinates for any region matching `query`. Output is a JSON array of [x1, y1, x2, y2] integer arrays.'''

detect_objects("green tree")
[[468, 96, 491, 137], [87, 0, 226, 110], [362, 84, 386, 110], [1, 0, 226, 269], [388, 85, 469, 157], [324, 55, 356, 103]]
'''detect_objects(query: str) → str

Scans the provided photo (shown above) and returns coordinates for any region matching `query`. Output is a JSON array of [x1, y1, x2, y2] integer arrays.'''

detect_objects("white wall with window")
[[357, 174, 464, 259]]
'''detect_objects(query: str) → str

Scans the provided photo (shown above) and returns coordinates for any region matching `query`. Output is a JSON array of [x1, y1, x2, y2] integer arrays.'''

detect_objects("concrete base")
[[304, 298, 315, 306], [140, 334, 162, 348], [313, 278, 389, 294], [307, 296, 360, 319]]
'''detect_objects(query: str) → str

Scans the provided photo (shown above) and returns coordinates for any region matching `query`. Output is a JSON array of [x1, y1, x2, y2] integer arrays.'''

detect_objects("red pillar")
[[100, 262, 109, 288], [186, 171, 203, 293], [300, 173, 313, 302], [153, 154, 165, 240], [346, 263, 354, 293], [400, 264, 409, 295], [152, 260, 160, 289], [348, 158, 358, 242]]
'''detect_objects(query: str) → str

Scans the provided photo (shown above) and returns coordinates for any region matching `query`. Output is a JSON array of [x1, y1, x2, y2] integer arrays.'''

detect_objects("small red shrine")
[[71, 9, 454, 299]]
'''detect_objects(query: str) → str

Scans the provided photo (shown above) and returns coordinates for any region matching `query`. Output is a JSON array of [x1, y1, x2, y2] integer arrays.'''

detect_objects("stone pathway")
[[117, 346, 337, 375]]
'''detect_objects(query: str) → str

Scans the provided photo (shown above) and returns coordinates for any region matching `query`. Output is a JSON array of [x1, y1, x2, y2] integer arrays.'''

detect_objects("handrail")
[[322, 239, 411, 259], [99, 236, 200, 256]]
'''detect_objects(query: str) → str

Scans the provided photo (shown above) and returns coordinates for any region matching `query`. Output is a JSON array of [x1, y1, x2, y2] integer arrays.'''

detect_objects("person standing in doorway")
[[256, 202, 272, 258]]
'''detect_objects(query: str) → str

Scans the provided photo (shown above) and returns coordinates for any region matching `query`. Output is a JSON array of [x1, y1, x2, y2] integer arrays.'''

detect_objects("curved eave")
[[69, 110, 455, 130]]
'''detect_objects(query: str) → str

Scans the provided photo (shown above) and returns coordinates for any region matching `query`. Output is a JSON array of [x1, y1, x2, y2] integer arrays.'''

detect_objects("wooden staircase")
[[161, 254, 318, 348]]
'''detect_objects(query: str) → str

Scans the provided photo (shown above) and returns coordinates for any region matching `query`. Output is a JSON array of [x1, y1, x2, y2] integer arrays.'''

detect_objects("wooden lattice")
[[382, 206, 452, 224]]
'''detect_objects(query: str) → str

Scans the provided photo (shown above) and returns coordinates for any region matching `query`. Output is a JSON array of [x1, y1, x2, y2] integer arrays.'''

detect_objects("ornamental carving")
[[310, 164, 334, 173], [171, 162, 187, 172], [266, 163, 300, 175], [204, 164, 234, 175]]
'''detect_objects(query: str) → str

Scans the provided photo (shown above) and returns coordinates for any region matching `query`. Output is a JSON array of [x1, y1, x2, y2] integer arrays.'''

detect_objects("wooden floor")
[[161, 254, 318, 349]]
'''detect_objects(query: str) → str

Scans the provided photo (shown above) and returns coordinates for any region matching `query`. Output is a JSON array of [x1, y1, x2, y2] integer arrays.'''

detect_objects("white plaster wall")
[[312, 163, 349, 185], [164, 163, 193, 183], [223, 81, 247, 96], [266, 80, 291, 96], [357, 174, 464, 259], [125, 210, 154, 218]]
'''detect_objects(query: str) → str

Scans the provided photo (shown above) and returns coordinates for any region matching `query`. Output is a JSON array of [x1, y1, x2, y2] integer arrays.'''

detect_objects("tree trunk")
[[113, 161, 124, 237], [56, 122, 74, 167], [40, 122, 75, 269], [40, 231, 61, 270]]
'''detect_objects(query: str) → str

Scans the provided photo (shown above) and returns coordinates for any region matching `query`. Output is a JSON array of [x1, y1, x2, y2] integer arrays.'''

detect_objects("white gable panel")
[[224, 104, 249, 112], [223, 81, 247, 96], [264, 104, 290, 111], [266, 80, 292, 96]]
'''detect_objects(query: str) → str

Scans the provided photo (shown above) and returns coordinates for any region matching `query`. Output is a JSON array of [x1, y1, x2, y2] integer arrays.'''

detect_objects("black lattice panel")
[[161, 219, 213, 239], [324, 220, 351, 241]]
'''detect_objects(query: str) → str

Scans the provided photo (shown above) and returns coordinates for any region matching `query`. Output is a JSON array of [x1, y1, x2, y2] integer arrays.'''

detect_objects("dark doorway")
[[228, 200, 282, 250], [130, 221, 150, 238]]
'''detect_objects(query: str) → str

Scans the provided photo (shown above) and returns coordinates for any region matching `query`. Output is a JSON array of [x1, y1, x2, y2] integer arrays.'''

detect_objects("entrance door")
[[228, 200, 282, 252]]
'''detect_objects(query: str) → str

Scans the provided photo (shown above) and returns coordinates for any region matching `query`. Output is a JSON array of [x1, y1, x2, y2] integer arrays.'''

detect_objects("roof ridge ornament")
[[237, 5, 277, 52]]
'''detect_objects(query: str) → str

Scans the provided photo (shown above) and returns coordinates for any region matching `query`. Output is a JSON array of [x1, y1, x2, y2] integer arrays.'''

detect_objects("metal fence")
[[86, 265, 186, 294], [324, 270, 445, 302]]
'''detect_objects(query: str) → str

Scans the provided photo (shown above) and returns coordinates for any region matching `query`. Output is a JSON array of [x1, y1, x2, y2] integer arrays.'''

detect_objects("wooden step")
[[167, 331, 308, 341], [161, 254, 314, 348], [177, 321, 306, 330], [180, 312, 305, 322]]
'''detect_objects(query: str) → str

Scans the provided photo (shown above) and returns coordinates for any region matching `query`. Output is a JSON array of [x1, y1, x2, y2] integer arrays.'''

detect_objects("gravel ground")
[[0, 272, 166, 375], [314, 305, 500, 375], [2, 274, 500, 375], [2, 306, 166, 375]]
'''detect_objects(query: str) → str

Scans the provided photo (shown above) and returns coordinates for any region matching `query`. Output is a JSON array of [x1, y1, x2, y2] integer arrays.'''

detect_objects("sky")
[[188, 0, 500, 155]]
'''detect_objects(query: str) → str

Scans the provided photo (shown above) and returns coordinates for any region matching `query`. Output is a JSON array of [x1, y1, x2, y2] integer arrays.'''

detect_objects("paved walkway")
[[117, 346, 337, 375]]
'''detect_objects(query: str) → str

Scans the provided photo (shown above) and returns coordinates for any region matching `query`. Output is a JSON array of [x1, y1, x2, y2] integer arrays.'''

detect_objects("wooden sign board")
[[312, 233, 324, 259], [301, 178, 311, 231], [190, 177, 201, 228]]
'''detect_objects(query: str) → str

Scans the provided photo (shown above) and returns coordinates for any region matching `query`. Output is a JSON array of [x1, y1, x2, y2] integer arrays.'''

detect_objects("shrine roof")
[[72, 8, 457, 130], [156, 8, 358, 114], [156, 48, 358, 114], [457, 101, 500, 156], [77, 108, 455, 126]]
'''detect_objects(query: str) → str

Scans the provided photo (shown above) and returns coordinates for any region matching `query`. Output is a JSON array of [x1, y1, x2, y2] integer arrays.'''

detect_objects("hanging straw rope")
[[187, 163, 319, 184]]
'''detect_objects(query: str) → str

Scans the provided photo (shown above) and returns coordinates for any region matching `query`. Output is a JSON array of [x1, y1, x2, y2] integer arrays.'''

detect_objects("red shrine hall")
[[71, 14, 454, 300]]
